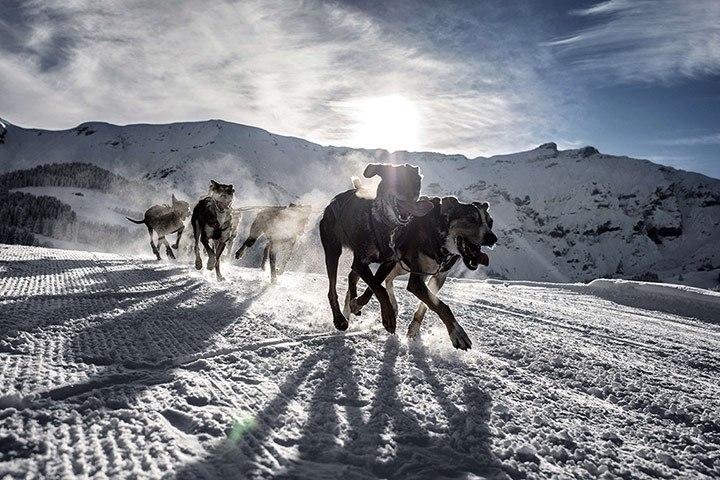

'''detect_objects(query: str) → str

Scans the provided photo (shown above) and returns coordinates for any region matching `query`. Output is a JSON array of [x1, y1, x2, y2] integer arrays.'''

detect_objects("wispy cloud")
[[654, 133, 720, 146], [547, 0, 720, 84], [0, 0, 567, 158]]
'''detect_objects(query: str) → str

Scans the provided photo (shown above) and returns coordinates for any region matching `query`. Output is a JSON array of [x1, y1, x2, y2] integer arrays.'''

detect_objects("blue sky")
[[1, 0, 718, 179]]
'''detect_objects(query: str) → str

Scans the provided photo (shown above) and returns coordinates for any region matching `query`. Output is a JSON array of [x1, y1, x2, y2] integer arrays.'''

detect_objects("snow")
[[1, 244, 719, 479]]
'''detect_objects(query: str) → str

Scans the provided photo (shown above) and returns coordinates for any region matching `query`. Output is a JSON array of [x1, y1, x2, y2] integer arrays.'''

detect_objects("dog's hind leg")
[[352, 259, 397, 334], [260, 243, 270, 270], [407, 271, 448, 339], [319, 216, 348, 331], [158, 235, 176, 259], [407, 272, 471, 350], [147, 226, 161, 260]]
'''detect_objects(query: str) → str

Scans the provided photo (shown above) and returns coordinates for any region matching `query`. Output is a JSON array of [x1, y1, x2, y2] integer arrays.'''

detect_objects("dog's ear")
[[172, 193, 178, 203], [210, 180, 219, 189], [363, 163, 387, 178], [473, 201, 490, 212], [441, 196, 460, 215]]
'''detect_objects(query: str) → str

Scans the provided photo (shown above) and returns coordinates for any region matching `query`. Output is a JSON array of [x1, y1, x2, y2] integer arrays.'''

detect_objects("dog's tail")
[[351, 176, 362, 190], [125, 216, 145, 224]]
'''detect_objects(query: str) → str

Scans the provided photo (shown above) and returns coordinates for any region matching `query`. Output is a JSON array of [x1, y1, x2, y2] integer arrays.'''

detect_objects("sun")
[[345, 94, 421, 152]]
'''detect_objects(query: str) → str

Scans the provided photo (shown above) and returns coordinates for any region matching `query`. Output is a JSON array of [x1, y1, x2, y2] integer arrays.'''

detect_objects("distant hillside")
[[0, 163, 155, 251], [1, 118, 718, 289]]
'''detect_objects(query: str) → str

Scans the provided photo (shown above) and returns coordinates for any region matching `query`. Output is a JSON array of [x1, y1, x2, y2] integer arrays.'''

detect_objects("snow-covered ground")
[[1, 244, 719, 479]]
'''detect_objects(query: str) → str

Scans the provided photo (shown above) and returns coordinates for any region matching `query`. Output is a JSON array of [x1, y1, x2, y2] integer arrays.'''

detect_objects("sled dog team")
[[127, 163, 497, 350]]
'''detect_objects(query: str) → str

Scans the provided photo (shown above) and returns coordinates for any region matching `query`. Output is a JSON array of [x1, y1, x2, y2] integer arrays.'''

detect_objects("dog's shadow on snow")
[[0, 255, 270, 406], [176, 336, 503, 480]]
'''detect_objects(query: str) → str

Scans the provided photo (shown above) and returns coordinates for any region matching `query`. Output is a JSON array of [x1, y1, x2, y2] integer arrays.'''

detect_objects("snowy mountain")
[[0, 117, 718, 288], [0, 245, 719, 479]]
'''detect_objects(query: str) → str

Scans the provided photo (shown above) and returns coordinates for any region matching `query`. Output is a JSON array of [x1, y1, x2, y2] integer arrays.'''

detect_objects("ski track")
[[0, 245, 719, 479]]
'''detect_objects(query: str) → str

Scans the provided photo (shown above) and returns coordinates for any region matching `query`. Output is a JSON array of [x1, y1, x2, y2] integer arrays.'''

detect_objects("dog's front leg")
[[201, 235, 216, 271], [352, 260, 397, 334], [407, 271, 449, 339], [267, 244, 278, 284], [407, 273, 471, 350], [173, 225, 185, 249], [343, 270, 361, 319], [213, 241, 228, 281], [350, 261, 398, 316], [192, 221, 203, 270]]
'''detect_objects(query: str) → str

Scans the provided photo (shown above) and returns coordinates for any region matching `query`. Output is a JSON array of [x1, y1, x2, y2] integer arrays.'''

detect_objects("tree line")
[[0, 163, 149, 249]]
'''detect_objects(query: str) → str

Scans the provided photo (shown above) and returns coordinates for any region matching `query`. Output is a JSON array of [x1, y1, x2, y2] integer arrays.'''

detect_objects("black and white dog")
[[349, 196, 497, 350], [319, 163, 434, 334], [192, 180, 237, 281]]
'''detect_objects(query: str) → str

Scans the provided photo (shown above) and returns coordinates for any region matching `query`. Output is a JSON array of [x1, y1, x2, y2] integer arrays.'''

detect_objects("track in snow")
[[1, 244, 719, 479]]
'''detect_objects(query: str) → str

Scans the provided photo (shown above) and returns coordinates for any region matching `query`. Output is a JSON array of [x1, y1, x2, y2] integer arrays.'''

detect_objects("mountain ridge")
[[1, 117, 718, 289]]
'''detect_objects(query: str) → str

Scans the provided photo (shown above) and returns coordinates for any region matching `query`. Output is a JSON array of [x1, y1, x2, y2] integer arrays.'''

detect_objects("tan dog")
[[234, 203, 312, 284]]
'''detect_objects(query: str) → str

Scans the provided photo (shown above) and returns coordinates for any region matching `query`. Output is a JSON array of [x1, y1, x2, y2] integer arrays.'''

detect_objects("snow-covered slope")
[[1, 119, 718, 288], [1, 244, 719, 479]]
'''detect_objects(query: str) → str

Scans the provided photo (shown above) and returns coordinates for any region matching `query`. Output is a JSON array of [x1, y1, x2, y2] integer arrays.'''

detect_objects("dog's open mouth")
[[457, 236, 489, 270]]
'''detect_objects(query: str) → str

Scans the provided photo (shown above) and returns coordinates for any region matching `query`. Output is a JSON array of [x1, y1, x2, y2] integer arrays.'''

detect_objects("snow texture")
[[1, 244, 719, 479]]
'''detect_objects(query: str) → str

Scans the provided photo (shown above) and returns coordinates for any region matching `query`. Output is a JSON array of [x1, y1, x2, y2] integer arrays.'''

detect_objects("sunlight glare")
[[346, 95, 421, 153]]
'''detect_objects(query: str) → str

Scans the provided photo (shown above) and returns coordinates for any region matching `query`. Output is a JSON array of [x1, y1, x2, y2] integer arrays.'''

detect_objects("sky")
[[0, 0, 719, 179]]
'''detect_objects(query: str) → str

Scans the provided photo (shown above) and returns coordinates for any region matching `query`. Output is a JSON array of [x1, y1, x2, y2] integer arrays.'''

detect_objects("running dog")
[[319, 163, 434, 334], [126, 194, 191, 260], [234, 203, 312, 284], [192, 180, 237, 281], [349, 196, 497, 350]]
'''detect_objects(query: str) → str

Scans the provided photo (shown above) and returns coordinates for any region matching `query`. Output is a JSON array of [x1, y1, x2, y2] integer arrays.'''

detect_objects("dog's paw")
[[333, 314, 349, 331], [449, 323, 472, 351], [382, 315, 397, 335], [195, 258, 203, 270], [349, 298, 363, 316], [407, 320, 422, 339], [207, 256, 217, 270]]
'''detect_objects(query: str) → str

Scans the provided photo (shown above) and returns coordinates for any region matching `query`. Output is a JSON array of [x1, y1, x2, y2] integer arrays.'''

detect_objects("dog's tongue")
[[480, 252, 490, 267], [397, 198, 435, 217]]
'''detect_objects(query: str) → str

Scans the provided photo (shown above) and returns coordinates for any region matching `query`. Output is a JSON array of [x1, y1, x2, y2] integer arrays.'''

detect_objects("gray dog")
[[319, 163, 434, 334], [126, 194, 191, 260]]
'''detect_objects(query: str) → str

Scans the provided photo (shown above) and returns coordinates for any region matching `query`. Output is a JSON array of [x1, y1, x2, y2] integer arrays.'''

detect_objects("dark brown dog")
[[192, 180, 237, 281], [350, 196, 497, 350], [234, 203, 312, 284], [126, 194, 190, 260], [319, 163, 434, 334]]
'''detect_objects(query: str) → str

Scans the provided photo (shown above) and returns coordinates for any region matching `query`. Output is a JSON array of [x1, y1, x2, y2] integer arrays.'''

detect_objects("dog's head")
[[363, 163, 434, 223], [171, 194, 191, 219], [441, 197, 497, 270], [208, 180, 235, 212]]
